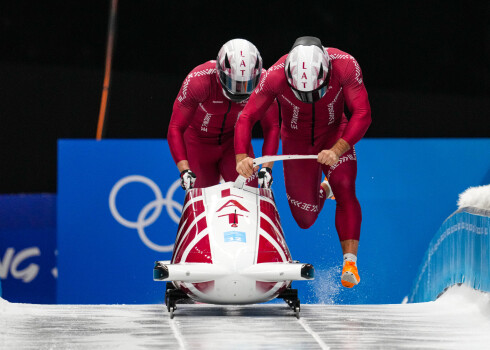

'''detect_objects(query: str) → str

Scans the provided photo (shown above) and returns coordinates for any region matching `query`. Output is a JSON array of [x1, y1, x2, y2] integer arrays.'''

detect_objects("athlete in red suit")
[[168, 39, 279, 190], [235, 37, 371, 288]]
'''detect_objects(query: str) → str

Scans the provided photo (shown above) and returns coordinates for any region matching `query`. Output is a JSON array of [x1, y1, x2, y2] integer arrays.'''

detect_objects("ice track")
[[1, 286, 490, 350]]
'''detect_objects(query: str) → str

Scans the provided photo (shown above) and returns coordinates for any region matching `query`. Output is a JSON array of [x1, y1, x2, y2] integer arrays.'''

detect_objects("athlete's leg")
[[324, 148, 362, 244], [283, 138, 327, 229], [185, 132, 221, 188], [324, 148, 362, 288]]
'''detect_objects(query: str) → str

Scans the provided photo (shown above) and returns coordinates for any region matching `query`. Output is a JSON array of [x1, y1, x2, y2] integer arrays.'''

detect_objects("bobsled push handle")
[[234, 155, 318, 189], [234, 175, 248, 189], [252, 154, 318, 167]]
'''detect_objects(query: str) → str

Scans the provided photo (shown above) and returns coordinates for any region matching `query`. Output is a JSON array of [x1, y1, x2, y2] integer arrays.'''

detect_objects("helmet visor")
[[221, 88, 250, 103], [289, 84, 328, 103], [219, 70, 260, 94]]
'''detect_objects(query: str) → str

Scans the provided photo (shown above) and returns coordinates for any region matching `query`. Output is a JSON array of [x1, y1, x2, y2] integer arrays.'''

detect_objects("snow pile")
[[457, 184, 490, 210], [0, 297, 11, 313], [0, 297, 33, 317], [436, 284, 490, 319]]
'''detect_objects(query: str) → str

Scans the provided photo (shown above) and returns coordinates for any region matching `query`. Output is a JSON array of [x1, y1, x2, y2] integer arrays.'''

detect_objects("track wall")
[[409, 207, 490, 302]]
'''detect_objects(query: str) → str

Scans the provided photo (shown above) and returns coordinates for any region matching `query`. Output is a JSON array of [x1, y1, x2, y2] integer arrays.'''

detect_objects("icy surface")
[[1, 285, 490, 350], [457, 184, 490, 210]]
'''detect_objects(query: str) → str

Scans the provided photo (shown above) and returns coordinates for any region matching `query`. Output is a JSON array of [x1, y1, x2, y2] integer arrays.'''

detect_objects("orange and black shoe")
[[341, 261, 360, 288], [321, 177, 335, 200]]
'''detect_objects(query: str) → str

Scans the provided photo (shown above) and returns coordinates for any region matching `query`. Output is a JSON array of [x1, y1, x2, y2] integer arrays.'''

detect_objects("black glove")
[[258, 167, 273, 188], [180, 169, 196, 190]]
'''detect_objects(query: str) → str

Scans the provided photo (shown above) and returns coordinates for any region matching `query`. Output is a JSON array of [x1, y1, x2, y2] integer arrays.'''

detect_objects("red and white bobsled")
[[153, 155, 317, 318]]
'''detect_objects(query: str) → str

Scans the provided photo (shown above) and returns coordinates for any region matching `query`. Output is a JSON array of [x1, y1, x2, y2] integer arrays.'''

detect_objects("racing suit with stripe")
[[168, 61, 280, 188], [235, 48, 371, 241]]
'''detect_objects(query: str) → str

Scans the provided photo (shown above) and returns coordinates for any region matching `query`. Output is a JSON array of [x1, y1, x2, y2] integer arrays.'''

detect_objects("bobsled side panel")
[[173, 217, 209, 264], [259, 214, 290, 260], [256, 281, 288, 298], [260, 200, 285, 237], [176, 282, 216, 303], [257, 235, 285, 263], [259, 199, 292, 260], [172, 191, 207, 264], [183, 233, 212, 263], [256, 281, 277, 293], [174, 200, 206, 252], [192, 281, 214, 293]]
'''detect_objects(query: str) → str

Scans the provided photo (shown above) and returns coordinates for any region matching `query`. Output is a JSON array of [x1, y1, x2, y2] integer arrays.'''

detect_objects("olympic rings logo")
[[109, 175, 182, 252]]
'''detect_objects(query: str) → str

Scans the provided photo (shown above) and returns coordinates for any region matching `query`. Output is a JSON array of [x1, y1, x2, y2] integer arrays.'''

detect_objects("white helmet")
[[216, 39, 263, 102], [284, 36, 331, 103]]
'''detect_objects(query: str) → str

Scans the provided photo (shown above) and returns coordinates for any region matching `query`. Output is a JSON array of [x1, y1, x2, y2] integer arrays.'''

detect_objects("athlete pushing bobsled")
[[167, 38, 279, 190], [235, 36, 372, 289]]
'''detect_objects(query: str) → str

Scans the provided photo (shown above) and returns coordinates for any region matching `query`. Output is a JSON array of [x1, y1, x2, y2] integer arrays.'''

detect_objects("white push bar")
[[252, 154, 318, 167], [234, 154, 318, 188]]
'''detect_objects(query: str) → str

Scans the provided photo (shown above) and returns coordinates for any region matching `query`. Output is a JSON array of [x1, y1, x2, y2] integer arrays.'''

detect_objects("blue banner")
[[0, 194, 56, 303], [57, 140, 184, 304], [57, 139, 490, 305]]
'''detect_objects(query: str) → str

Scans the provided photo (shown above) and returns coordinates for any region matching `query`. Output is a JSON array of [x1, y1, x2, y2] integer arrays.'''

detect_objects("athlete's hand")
[[258, 167, 273, 188], [318, 149, 339, 166], [180, 169, 196, 190], [236, 157, 258, 178]]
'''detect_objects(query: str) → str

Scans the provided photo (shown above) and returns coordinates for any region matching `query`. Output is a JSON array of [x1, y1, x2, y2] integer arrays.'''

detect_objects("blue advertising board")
[[0, 194, 57, 303], [57, 140, 184, 304], [57, 139, 490, 305]]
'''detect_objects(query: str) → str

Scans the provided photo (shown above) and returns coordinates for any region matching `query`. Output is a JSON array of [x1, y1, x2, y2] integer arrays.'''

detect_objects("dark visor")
[[221, 88, 250, 103], [219, 71, 260, 95], [290, 85, 327, 103]]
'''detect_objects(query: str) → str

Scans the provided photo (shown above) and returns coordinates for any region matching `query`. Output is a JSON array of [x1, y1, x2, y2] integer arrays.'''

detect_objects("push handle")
[[234, 154, 318, 188], [252, 154, 318, 167]]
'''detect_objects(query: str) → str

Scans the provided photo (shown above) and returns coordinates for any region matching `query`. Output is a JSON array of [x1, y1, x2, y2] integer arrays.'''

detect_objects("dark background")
[[1, 0, 489, 193]]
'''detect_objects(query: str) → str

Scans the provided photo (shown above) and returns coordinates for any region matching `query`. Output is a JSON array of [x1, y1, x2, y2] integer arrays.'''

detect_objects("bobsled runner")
[[154, 155, 318, 318]]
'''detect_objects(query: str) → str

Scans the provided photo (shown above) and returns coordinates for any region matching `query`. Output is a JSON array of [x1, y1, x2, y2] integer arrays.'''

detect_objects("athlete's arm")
[[235, 92, 277, 176], [339, 57, 372, 148], [318, 138, 351, 166], [235, 70, 279, 177], [167, 68, 208, 172], [167, 100, 196, 172], [318, 57, 370, 166], [167, 100, 195, 172], [258, 100, 280, 169]]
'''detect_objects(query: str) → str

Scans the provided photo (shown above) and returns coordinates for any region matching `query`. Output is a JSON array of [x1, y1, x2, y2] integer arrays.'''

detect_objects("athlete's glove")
[[180, 169, 196, 190], [258, 167, 273, 189]]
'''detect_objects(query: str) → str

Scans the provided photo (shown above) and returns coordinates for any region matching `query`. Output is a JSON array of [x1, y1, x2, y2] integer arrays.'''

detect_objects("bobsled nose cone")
[[153, 262, 169, 281], [301, 264, 315, 279]]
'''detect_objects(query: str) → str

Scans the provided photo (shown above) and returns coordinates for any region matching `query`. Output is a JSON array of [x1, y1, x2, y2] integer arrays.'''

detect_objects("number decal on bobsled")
[[224, 231, 246, 243]]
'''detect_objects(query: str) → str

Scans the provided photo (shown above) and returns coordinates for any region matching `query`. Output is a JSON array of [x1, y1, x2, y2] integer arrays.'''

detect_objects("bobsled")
[[154, 155, 317, 318]]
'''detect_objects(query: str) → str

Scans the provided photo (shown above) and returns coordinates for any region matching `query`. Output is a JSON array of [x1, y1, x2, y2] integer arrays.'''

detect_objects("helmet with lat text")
[[284, 36, 331, 103], [216, 38, 263, 103]]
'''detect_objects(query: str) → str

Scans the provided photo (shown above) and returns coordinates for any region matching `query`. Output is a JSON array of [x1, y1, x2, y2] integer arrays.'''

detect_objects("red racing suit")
[[168, 61, 280, 188], [235, 48, 371, 241]]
